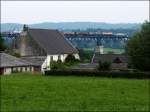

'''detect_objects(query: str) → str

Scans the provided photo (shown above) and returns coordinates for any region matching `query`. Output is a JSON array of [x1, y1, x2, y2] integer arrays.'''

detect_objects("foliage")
[[97, 61, 111, 71], [126, 21, 150, 71], [0, 35, 6, 51], [64, 54, 80, 66], [65, 54, 77, 62], [78, 48, 124, 63], [50, 60, 66, 70], [50, 58, 79, 70], [113, 57, 122, 63], [78, 48, 94, 62], [64, 60, 79, 67], [1, 74, 149, 111], [45, 70, 150, 79]]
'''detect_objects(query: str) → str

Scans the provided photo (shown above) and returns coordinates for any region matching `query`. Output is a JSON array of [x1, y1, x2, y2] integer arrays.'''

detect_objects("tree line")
[[126, 21, 150, 71]]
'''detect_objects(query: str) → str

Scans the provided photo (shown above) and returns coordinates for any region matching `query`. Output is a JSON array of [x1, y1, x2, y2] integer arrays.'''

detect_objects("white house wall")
[[41, 54, 65, 72], [3, 68, 12, 75], [41, 53, 80, 72], [3, 66, 34, 75], [73, 53, 80, 60]]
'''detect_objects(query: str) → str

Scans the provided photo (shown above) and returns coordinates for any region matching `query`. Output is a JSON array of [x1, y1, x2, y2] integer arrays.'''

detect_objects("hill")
[[1, 22, 141, 32]]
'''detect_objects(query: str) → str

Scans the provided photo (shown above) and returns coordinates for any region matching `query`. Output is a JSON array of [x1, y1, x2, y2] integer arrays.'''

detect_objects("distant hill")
[[1, 22, 141, 32]]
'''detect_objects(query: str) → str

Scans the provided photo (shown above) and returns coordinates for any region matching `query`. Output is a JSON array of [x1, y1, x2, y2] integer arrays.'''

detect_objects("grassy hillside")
[[1, 73, 149, 111]]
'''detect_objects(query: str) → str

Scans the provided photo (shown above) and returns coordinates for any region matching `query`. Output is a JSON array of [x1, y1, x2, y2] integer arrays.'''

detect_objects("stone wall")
[[15, 31, 46, 56]]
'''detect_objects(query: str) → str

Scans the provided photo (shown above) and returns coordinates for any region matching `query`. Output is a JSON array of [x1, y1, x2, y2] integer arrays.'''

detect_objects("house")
[[13, 25, 80, 72], [20, 56, 46, 72], [0, 53, 34, 75], [92, 53, 129, 70]]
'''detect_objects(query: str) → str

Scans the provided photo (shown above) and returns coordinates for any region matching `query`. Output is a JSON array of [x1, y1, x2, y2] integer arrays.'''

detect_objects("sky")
[[1, 1, 149, 24]]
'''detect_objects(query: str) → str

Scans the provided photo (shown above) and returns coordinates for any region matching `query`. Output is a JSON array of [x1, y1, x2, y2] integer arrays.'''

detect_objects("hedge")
[[45, 70, 150, 79]]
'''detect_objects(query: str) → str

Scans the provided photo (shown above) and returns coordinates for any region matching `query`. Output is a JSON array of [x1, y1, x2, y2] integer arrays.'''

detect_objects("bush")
[[0, 35, 7, 51], [97, 61, 111, 71], [78, 48, 94, 62], [45, 70, 150, 79], [113, 57, 122, 63], [50, 57, 80, 70], [65, 54, 76, 62], [65, 54, 80, 66], [50, 60, 66, 70]]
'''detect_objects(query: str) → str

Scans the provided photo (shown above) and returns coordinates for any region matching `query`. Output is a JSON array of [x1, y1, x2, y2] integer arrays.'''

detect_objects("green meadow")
[[103, 48, 125, 54], [0, 73, 149, 111], [83, 47, 125, 54]]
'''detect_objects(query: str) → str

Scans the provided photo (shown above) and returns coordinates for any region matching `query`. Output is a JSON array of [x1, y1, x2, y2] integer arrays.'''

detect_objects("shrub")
[[65, 54, 80, 66], [97, 61, 111, 71], [113, 57, 122, 63], [45, 70, 150, 79], [0, 35, 7, 51], [65, 54, 76, 62], [78, 48, 94, 62], [50, 60, 66, 70]]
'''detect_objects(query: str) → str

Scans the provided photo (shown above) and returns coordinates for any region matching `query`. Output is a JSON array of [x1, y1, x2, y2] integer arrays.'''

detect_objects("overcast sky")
[[1, 1, 149, 24]]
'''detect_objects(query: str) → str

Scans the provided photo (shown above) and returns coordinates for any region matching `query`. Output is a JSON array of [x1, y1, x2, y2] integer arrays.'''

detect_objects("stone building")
[[92, 53, 128, 70], [0, 53, 34, 75], [13, 26, 80, 72]]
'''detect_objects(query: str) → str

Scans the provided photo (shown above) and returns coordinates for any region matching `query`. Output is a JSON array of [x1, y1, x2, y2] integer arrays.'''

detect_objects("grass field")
[[103, 48, 125, 54], [83, 48, 125, 54], [0, 73, 149, 111]]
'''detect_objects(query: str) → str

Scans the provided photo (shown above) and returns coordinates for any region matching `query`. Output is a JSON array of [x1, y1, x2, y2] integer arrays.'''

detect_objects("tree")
[[65, 54, 76, 62], [78, 48, 94, 62], [126, 21, 150, 71], [50, 60, 66, 70], [97, 61, 111, 71], [0, 35, 6, 51]]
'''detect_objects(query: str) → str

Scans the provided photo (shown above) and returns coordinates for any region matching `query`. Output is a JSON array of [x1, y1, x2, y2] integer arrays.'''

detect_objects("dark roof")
[[0, 53, 33, 68], [28, 29, 78, 55], [92, 53, 128, 63], [20, 56, 46, 66]]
